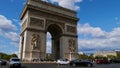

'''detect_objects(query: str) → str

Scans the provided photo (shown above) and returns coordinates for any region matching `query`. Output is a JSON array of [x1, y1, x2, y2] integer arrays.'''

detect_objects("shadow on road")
[[21, 66, 27, 68]]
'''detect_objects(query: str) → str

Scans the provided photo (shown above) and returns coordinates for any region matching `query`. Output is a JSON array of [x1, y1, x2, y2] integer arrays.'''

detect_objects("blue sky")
[[0, 0, 120, 55]]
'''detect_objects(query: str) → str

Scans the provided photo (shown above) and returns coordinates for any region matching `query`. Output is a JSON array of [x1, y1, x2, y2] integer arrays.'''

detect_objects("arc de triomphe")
[[19, 0, 79, 61]]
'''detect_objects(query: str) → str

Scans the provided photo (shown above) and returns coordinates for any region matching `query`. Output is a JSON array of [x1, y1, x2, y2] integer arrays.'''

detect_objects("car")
[[57, 59, 70, 65], [110, 59, 120, 63], [96, 59, 103, 64], [69, 59, 93, 67], [9, 58, 21, 68], [0, 59, 7, 66], [96, 59, 110, 64]]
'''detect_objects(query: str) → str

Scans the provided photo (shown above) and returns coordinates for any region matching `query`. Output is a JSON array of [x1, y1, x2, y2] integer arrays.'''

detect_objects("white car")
[[57, 59, 70, 65], [9, 58, 21, 68]]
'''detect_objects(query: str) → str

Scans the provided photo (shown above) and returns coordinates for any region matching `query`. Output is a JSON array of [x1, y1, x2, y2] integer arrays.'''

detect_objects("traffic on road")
[[0, 62, 120, 68]]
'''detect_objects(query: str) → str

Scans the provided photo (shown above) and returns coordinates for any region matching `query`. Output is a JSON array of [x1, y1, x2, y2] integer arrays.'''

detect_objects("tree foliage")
[[78, 54, 94, 60], [0, 53, 18, 61], [117, 53, 120, 59]]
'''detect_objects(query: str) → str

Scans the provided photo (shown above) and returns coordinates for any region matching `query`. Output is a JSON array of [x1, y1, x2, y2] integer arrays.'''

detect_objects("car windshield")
[[74, 59, 82, 62], [11, 59, 20, 61], [59, 59, 68, 61]]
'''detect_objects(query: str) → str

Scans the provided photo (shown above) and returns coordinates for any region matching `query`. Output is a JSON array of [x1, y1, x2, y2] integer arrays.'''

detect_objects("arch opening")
[[46, 24, 63, 60]]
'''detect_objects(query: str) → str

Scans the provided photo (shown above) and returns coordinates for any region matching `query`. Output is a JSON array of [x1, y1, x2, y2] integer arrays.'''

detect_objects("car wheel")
[[88, 63, 92, 67], [72, 63, 76, 67]]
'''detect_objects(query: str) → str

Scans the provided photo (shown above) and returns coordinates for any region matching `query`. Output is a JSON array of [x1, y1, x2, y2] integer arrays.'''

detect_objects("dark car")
[[69, 59, 93, 67], [96, 59, 110, 64], [110, 59, 120, 63], [0, 59, 7, 66]]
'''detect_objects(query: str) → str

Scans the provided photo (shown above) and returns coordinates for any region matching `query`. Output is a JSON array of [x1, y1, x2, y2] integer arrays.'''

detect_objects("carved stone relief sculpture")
[[67, 25, 76, 33], [31, 34, 40, 50], [68, 39, 76, 52], [30, 17, 44, 28]]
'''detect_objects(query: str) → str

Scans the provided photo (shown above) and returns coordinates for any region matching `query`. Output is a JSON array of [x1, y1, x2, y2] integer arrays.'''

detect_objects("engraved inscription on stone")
[[67, 25, 76, 33], [30, 17, 44, 28]]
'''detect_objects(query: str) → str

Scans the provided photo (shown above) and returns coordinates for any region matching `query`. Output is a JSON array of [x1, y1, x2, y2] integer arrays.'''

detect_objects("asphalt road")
[[0, 63, 120, 68]]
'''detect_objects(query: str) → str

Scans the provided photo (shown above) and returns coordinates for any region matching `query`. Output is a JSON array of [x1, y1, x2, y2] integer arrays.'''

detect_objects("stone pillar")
[[59, 36, 64, 59], [21, 30, 33, 61], [39, 32, 46, 60], [60, 36, 68, 59], [19, 36, 23, 60], [60, 35, 78, 61]]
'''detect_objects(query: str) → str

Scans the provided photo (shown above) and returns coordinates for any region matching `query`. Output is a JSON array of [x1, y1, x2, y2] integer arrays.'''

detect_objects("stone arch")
[[46, 24, 63, 60], [46, 24, 63, 38], [19, 0, 79, 62], [46, 20, 65, 34]]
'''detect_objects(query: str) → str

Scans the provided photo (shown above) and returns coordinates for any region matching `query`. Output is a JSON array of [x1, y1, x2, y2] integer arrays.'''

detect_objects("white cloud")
[[0, 15, 19, 47], [78, 23, 106, 38], [43, 0, 81, 10], [0, 15, 17, 31], [42, 0, 48, 2], [78, 23, 120, 53], [51, 0, 58, 3], [46, 32, 52, 53], [75, 0, 83, 2], [58, 0, 81, 10], [11, 51, 19, 55], [4, 32, 19, 42], [115, 17, 120, 25], [46, 40, 52, 53]]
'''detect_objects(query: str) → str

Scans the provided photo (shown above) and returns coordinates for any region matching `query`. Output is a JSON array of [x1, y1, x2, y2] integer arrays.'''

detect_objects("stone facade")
[[19, 0, 79, 62]]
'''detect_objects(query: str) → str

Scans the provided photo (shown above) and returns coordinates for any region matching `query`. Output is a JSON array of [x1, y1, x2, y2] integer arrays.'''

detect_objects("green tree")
[[78, 54, 89, 59], [0, 53, 18, 61], [95, 56, 107, 59], [10, 54, 18, 58], [88, 54, 94, 59], [117, 53, 120, 59]]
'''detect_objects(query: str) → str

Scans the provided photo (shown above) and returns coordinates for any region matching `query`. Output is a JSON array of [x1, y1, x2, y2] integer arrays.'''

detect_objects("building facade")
[[94, 50, 120, 57]]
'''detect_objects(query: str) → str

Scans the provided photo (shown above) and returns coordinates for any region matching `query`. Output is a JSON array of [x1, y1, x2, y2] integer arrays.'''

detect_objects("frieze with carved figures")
[[67, 25, 77, 33], [30, 10, 77, 25], [30, 17, 44, 28]]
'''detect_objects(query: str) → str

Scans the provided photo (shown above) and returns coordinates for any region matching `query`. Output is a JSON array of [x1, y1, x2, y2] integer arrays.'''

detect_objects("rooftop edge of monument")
[[20, 0, 79, 20]]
